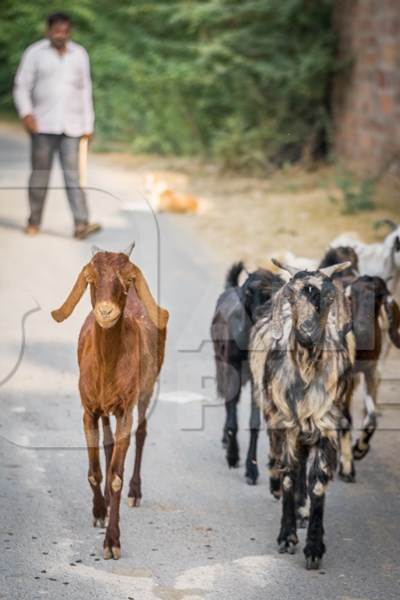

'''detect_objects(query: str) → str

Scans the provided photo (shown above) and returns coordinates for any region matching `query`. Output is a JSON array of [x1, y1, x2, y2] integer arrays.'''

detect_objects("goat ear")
[[130, 264, 169, 329], [319, 261, 351, 278], [383, 293, 400, 348], [51, 266, 90, 322]]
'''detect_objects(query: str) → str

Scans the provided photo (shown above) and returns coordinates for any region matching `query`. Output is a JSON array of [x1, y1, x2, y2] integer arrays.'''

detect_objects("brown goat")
[[51, 243, 168, 559]]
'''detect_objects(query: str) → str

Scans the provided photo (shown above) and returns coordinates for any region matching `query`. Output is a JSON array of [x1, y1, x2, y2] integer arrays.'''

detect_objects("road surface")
[[0, 124, 399, 600]]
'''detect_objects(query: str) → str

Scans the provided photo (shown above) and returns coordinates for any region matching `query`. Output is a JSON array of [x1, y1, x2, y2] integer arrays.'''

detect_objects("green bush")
[[0, 0, 336, 168]]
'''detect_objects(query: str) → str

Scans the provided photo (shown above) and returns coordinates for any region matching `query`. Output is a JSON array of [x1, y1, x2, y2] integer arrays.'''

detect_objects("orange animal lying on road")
[[51, 243, 168, 560], [145, 173, 199, 214]]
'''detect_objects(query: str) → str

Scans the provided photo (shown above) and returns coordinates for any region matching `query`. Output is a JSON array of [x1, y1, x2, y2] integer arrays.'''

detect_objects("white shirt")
[[13, 39, 94, 137]]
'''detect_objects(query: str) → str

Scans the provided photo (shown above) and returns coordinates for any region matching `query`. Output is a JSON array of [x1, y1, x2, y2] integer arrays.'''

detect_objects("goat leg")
[[128, 397, 149, 507], [225, 391, 241, 469], [104, 412, 132, 560], [353, 368, 378, 460], [295, 443, 310, 528], [83, 411, 107, 528], [102, 416, 114, 514], [245, 383, 260, 485], [304, 434, 336, 569], [268, 428, 283, 499], [339, 386, 356, 483], [277, 466, 298, 554]]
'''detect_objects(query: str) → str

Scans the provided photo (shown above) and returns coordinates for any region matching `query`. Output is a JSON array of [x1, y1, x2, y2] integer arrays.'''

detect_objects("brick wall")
[[333, 0, 400, 175]]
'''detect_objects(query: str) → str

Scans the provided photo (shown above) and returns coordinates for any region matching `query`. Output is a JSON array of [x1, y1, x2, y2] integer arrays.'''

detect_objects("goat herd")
[[51, 220, 400, 570]]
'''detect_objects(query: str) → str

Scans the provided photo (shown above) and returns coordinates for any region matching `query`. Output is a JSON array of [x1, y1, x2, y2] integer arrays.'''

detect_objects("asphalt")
[[0, 125, 400, 600]]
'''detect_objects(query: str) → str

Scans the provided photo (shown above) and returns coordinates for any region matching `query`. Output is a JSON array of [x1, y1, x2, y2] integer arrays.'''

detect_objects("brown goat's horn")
[[91, 245, 103, 256], [123, 241, 136, 257]]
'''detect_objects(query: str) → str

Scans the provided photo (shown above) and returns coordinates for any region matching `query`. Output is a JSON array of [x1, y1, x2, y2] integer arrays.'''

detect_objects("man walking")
[[13, 12, 101, 239]]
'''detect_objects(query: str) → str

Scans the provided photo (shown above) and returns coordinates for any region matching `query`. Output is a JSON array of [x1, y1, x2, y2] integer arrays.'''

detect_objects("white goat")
[[330, 220, 400, 294]]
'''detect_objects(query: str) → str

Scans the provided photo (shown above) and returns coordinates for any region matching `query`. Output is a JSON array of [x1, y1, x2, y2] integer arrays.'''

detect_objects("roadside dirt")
[[96, 150, 400, 271]]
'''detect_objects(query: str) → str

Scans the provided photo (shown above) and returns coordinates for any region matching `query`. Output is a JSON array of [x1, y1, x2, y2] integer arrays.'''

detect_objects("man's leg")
[[28, 134, 57, 227], [58, 135, 89, 226]]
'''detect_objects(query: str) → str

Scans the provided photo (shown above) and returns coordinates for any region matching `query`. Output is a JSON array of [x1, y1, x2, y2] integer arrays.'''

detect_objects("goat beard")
[[295, 328, 325, 351]]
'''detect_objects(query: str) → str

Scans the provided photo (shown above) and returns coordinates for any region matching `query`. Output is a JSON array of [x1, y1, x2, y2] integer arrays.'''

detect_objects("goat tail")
[[224, 261, 245, 289]]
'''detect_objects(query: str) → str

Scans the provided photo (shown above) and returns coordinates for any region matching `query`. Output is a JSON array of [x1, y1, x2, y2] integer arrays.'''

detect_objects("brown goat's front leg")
[[304, 433, 337, 570], [268, 427, 284, 500], [83, 411, 107, 527], [128, 397, 149, 507], [101, 416, 114, 512], [103, 412, 132, 560]]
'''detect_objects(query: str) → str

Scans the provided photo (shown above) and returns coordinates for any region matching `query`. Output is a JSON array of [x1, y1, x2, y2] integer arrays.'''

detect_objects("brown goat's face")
[[286, 272, 336, 348], [88, 253, 135, 329]]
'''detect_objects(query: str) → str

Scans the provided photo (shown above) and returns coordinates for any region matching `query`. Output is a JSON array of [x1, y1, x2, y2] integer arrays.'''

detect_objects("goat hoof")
[[269, 477, 281, 500], [245, 461, 259, 485], [306, 556, 320, 570], [103, 545, 121, 560], [353, 442, 369, 461], [246, 476, 257, 486], [93, 517, 106, 528], [278, 540, 297, 554], [339, 471, 356, 484], [127, 496, 141, 508], [297, 517, 308, 529], [278, 533, 298, 554]]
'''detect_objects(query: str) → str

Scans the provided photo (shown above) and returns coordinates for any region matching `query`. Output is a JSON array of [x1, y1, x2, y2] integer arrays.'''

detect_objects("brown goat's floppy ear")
[[51, 266, 90, 322], [130, 264, 169, 329], [384, 293, 400, 348]]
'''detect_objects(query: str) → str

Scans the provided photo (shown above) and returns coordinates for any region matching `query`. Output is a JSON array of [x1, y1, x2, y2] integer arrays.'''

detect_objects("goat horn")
[[319, 261, 351, 278], [271, 258, 300, 278], [374, 219, 398, 232], [91, 245, 103, 256], [123, 241, 136, 257]]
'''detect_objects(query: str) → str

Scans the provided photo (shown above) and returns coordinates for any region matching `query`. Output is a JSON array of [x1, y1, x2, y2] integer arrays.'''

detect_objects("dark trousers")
[[28, 133, 89, 226]]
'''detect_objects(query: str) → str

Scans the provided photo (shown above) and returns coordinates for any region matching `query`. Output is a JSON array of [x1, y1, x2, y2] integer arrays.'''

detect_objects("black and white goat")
[[250, 259, 355, 569], [339, 275, 400, 481], [211, 262, 283, 484]]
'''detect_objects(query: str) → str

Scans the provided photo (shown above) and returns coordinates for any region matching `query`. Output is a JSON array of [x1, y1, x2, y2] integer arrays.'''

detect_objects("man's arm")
[[13, 47, 38, 133], [81, 48, 94, 138]]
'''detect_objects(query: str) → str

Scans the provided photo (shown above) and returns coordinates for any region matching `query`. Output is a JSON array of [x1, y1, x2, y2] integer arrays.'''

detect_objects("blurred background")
[[0, 0, 398, 173]]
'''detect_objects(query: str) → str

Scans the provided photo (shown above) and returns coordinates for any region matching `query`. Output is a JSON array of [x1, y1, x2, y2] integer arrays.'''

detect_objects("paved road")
[[0, 125, 399, 600]]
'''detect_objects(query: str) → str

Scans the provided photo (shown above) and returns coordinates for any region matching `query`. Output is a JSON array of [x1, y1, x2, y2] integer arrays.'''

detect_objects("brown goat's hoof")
[[93, 517, 106, 528], [127, 496, 141, 508], [103, 546, 121, 560], [306, 556, 321, 570]]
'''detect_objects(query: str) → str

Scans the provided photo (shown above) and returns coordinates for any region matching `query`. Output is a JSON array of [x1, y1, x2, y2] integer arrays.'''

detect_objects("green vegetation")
[[333, 171, 376, 214], [0, 1, 336, 168]]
